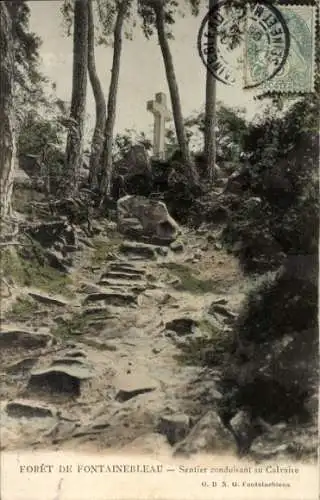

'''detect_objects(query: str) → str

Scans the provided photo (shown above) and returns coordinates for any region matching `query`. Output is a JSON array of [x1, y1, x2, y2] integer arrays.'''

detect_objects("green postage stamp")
[[245, 3, 317, 93], [198, 1, 318, 93]]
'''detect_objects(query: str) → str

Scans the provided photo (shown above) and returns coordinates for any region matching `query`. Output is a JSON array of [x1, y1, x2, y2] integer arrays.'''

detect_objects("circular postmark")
[[197, 0, 290, 88]]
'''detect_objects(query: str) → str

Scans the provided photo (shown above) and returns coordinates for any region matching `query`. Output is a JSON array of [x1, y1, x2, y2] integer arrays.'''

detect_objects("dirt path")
[[0, 225, 246, 454]]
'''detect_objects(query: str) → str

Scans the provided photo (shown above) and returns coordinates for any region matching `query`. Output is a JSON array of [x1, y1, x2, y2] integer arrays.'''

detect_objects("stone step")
[[98, 279, 147, 293], [108, 263, 146, 275], [120, 241, 158, 259], [50, 358, 86, 367], [123, 254, 152, 261], [5, 400, 55, 419], [100, 271, 144, 281], [0, 329, 53, 349], [28, 292, 74, 308], [6, 357, 38, 374], [83, 291, 137, 307], [83, 306, 112, 316], [113, 372, 158, 403], [28, 364, 94, 396]]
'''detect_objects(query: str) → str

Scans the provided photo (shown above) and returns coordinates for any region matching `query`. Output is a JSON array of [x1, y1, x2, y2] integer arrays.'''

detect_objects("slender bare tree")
[[204, 0, 217, 185], [0, 2, 16, 218], [138, 0, 199, 168], [64, 0, 89, 196], [100, 0, 129, 196], [153, 0, 191, 166], [87, 0, 107, 189]]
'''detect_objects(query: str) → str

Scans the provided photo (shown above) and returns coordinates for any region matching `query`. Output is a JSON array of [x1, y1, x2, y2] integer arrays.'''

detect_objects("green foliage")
[[215, 104, 247, 161], [17, 110, 66, 193], [221, 261, 318, 423], [18, 111, 64, 156], [61, 0, 135, 44], [236, 268, 318, 345], [6, 0, 50, 121], [138, 0, 200, 39], [7, 1, 42, 80], [222, 96, 319, 273], [96, 0, 136, 43], [166, 103, 247, 161], [113, 129, 152, 161], [243, 97, 318, 169], [216, 95, 319, 428], [60, 0, 74, 36]]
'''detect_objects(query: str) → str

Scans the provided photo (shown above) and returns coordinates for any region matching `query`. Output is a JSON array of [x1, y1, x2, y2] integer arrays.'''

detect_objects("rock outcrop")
[[117, 195, 180, 243], [174, 411, 237, 457]]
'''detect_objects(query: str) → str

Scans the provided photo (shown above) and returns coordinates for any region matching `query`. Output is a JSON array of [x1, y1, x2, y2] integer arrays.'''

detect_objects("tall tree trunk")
[[87, 0, 106, 190], [100, 1, 128, 196], [154, 3, 191, 166], [0, 2, 16, 219], [204, 0, 217, 185], [64, 0, 88, 197]]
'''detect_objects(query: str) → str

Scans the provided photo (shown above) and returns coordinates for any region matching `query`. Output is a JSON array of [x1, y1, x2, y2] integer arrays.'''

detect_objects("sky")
[[28, 1, 263, 141]]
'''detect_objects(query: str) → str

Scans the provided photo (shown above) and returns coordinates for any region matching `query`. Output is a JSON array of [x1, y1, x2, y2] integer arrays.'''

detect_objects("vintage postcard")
[[0, 0, 319, 499]]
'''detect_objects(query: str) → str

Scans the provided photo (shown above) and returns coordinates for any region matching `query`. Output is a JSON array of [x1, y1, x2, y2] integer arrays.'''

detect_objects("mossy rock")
[[160, 262, 215, 294], [1, 241, 73, 297]]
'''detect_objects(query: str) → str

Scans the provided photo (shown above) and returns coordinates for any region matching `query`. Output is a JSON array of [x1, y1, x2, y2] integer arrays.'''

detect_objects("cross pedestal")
[[147, 92, 171, 160]]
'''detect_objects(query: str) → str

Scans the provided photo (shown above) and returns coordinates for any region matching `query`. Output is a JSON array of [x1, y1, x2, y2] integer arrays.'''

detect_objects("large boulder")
[[174, 411, 237, 457], [117, 195, 180, 243]]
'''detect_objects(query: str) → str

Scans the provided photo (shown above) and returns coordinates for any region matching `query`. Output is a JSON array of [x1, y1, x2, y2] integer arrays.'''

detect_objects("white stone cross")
[[147, 92, 171, 160]]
